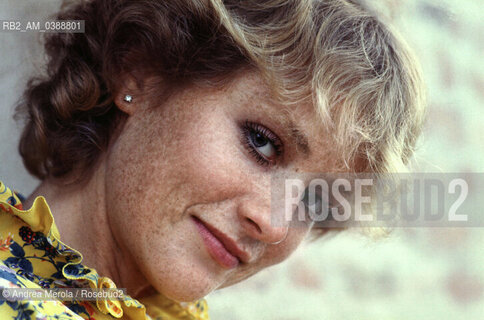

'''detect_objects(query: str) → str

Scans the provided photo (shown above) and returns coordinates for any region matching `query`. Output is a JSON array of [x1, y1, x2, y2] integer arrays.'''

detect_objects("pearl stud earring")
[[124, 94, 133, 103]]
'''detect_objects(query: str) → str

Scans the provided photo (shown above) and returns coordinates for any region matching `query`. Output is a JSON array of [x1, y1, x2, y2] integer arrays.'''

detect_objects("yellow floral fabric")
[[0, 181, 209, 320]]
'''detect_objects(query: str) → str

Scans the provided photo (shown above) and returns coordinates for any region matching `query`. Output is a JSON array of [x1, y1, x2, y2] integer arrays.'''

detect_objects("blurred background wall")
[[1, 1, 483, 319]]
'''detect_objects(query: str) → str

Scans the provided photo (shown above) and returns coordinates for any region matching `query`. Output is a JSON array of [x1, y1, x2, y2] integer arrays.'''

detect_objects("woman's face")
[[105, 71, 338, 302]]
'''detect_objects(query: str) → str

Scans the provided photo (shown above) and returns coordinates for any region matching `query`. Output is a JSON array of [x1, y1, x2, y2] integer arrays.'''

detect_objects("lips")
[[192, 216, 249, 269]]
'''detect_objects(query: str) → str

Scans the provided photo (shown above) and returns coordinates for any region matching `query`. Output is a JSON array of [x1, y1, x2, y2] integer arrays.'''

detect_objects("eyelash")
[[241, 120, 283, 166]]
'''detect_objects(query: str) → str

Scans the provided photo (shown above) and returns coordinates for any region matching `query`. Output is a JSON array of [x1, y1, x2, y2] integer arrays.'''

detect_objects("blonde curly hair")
[[16, 0, 425, 180]]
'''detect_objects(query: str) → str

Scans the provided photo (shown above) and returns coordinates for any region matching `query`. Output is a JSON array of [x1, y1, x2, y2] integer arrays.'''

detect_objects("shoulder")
[[0, 182, 82, 319], [0, 261, 83, 319], [0, 181, 23, 210]]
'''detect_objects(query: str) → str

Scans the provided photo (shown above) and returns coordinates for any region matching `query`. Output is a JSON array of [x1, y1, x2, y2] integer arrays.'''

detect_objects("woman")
[[0, 0, 425, 319]]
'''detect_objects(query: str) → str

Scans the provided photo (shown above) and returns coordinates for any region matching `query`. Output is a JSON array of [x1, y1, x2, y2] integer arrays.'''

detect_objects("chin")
[[144, 259, 223, 302], [156, 275, 218, 302]]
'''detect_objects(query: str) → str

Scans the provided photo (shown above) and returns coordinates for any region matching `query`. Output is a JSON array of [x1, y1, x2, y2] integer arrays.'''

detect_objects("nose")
[[237, 196, 289, 245]]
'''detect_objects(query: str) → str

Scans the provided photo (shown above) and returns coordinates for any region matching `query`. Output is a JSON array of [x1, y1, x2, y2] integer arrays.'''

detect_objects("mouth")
[[191, 216, 249, 269]]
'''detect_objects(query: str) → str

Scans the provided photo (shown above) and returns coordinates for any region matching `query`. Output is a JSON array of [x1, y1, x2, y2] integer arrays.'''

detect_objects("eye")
[[302, 185, 343, 231], [241, 120, 283, 166]]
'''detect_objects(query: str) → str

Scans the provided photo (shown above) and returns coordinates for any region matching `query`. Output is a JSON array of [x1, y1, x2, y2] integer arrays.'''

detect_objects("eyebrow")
[[288, 125, 311, 156], [254, 93, 311, 157]]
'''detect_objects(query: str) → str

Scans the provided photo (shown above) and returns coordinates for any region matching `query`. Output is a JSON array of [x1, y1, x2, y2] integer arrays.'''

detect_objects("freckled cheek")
[[174, 124, 245, 201]]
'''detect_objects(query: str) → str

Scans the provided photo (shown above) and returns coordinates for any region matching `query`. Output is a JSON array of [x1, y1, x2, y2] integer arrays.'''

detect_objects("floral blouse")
[[0, 181, 209, 320]]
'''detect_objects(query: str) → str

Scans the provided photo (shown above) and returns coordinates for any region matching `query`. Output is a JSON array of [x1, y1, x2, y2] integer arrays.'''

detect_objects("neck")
[[25, 161, 154, 299]]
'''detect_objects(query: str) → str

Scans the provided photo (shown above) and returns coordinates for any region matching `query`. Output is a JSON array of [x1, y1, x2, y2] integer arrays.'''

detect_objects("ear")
[[113, 77, 140, 115]]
